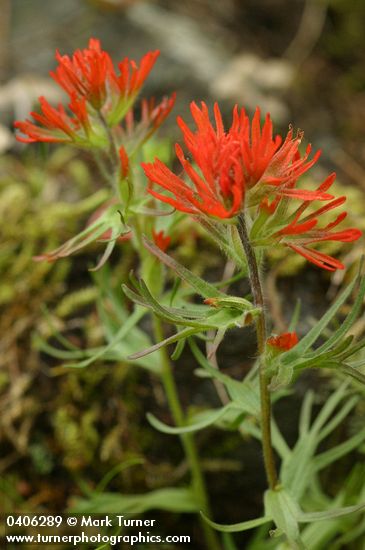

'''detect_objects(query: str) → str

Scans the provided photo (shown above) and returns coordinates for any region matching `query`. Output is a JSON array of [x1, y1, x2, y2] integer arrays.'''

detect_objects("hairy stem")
[[153, 316, 221, 550], [237, 214, 278, 489]]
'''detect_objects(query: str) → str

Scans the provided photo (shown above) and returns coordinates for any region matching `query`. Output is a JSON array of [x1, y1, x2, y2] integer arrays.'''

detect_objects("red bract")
[[15, 39, 161, 143], [114, 50, 160, 102], [14, 95, 92, 144], [152, 229, 171, 252], [51, 38, 113, 109], [267, 332, 298, 351], [265, 174, 362, 271], [231, 106, 333, 203], [119, 146, 129, 179], [143, 102, 245, 218]]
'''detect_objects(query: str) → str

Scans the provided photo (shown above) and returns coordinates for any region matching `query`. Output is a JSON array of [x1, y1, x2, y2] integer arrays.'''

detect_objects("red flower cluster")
[[143, 102, 361, 270], [51, 39, 158, 113], [14, 39, 174, 146], [142, 102, 332, 219], [267, 332, 298, 351], [258, 173, 362, 270]]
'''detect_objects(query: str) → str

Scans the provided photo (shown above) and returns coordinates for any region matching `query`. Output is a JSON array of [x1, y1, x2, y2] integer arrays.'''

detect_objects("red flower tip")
[[119, 146, 129, 179], [203, 298, 219, 307], [259, 196, 280, 215], [267, 332, 299, 351], [152, 229, 171, 252]]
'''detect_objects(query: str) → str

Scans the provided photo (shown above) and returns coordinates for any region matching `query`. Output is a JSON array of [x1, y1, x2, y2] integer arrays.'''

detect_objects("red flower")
[[142, 102, 333, 219], [15, 39, 161, 143], [152, 229, 171, 252], [230, 106, 334, 203], [259, 174, 362, 271], [52, 38, 159, 118], [267, 332, 298, 351], [51, 38, 113, 109], [14, 95, 92, 144], [143, 102, 245, 218]]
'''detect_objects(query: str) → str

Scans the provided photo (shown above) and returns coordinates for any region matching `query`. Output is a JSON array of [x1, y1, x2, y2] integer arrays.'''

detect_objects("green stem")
[[153, 316, 221, 550], [237, 214, 278, 490], [100, 115, 220, 546], [97, 111, 120, 194]]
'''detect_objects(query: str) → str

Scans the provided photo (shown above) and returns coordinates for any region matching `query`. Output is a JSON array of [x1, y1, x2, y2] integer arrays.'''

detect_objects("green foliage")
[[201, 382, 365, 546], [72, 487, 198, 514], [268, 272, 365, 390]]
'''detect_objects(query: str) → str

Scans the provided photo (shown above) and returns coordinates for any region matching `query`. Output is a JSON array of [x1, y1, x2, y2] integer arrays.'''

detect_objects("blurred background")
[[1, 0, 365, 548]]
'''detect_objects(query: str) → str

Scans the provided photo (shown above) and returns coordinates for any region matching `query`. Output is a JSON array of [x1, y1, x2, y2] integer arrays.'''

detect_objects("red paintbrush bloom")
[[51, 38, 113, 109], [152, 229, 171, 252], [267, 332, 298, 351], [142, 102, 334, 219], [142, 102, 245, 218], [231, 106, 332, 204], [14, 95, 92, 144], [52, 38, 159, 118], [258, 174, 362, 271], [15, 39, 161, 143]]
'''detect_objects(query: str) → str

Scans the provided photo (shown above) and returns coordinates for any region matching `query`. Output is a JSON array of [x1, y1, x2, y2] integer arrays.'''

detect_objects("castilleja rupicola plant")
[[16, 38, 365, 549]]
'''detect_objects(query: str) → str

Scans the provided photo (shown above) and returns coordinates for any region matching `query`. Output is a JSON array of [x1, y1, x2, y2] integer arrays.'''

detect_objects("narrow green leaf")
[[189, 339, 260, 414], [171, 338, 186, 360], [96, 458, 144, 493], [147, 404, 236, 434], [298, 502, 365, 523], [200, 512, 271, 533], [281, 277, 359, 364], [316, 396, 358, 442], [71, 487, 198, 514], [298, 391, 314, 438], [314, 274, 365, 355], [67, 308, 145, 368], [313, 425, 365, 472], [128, 327, 200, 360], [288, 300, 301, 332], [292, 336, 354, 371], [143, 236, 225, 298], [310, 382, 349, 435], [341, 364, 365, 385]]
